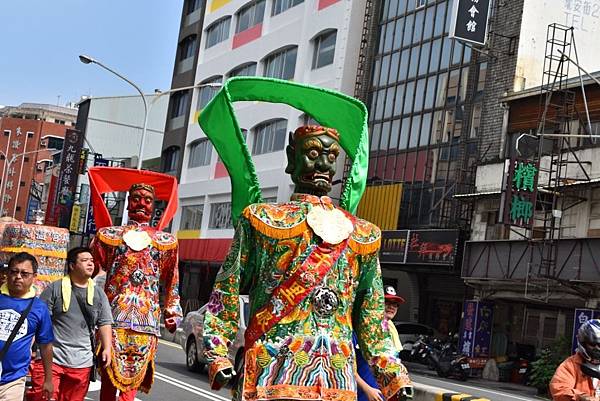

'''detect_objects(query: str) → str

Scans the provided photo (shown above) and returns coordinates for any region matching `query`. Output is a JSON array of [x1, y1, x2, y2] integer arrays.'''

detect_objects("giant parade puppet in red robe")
[[88, 167, 182, 401]]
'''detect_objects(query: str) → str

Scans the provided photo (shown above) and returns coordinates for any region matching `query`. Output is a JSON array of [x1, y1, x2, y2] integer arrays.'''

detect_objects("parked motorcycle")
[[411, 336, 470, 381]]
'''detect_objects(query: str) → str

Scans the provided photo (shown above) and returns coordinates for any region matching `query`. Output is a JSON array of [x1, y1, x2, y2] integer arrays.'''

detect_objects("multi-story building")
[[356, 0, 600, 363], [0, 103, 77, 222], [354, 0, 485, 334], [161, 0, 206, 179], [162, 0, 368, 309]]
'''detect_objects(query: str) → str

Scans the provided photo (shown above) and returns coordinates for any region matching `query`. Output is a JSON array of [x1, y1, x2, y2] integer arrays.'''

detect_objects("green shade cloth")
[[198, 76, 369, 224]]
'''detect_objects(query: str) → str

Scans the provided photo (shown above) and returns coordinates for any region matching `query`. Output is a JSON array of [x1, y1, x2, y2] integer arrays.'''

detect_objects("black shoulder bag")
[[73, 289, 98, 382], [0, 297, 35, 362]]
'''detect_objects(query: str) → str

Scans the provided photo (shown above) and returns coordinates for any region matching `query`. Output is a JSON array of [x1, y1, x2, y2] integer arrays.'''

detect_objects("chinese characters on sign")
[[57, 129, 84, 206], [459, 300, 476, 356], [55, 129, 85, 228], [572, 309, 600, 353], [562, 0, 600, 32], [501, 158, 539, 229], [458, 300, 494, 358], [450, 0, 491, 46]]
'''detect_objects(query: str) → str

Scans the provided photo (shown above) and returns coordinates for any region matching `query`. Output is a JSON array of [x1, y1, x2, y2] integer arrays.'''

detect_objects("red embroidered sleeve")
[[160, 245, 183, 326]]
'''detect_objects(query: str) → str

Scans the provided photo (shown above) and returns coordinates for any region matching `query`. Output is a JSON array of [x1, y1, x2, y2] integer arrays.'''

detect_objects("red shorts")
[[27, 359, 91, 401]]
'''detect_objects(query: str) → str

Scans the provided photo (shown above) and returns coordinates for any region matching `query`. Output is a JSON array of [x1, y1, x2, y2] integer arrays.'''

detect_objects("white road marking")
[[154, 371, 230, 401], [158, 339, 181, 349]]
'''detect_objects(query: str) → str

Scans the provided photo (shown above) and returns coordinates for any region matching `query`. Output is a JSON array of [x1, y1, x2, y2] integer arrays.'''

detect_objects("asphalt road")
[[84, 340, 542, 401]]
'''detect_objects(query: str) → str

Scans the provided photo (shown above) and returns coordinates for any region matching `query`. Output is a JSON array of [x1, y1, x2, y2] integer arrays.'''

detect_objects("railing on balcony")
[[462, 238, 600, 282]]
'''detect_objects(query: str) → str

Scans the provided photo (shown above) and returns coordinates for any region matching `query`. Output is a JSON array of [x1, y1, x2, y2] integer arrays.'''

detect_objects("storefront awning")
[[178, 238, 233, 263]]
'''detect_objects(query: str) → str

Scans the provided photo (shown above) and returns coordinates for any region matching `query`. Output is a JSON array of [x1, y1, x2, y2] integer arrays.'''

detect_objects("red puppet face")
[[127, 188, 155, 223]]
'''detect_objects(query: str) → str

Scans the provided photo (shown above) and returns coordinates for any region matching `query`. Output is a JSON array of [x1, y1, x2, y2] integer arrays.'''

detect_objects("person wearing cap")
[[354, 285, 406, 401]]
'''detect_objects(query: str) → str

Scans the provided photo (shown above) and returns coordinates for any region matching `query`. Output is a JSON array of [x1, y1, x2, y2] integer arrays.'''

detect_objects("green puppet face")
[[285, 133, 341, 196]]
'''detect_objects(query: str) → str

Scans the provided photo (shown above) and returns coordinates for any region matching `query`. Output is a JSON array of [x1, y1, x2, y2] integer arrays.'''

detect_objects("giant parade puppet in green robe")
[[199, 77, 413, 401]]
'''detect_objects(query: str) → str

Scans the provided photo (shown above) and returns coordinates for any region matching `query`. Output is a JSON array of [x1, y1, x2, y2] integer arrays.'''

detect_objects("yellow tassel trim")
[[0, 247, 66, 259], [348, 236, 381, 255], [243, 209, 308, 240], [154, 240, 177, 251], [97, 233, 123, 247]]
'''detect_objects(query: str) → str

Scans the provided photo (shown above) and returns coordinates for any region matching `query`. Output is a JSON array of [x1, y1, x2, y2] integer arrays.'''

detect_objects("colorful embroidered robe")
[[90, 223, 182, 391], [203, 194, 411, 401]]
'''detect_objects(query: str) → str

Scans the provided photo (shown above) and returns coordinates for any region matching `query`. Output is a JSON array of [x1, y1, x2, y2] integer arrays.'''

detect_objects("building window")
[[263, 46, 297, 80], [197, 76, 223, 109], [209, 202, 233, 229], [312, 30, 337, 69], [416, 0, 426, 8], [236, 0, 266, 33], [45, 137, 64, 150], [228, 63, 257, 77], [3, 130, 10, 137], [181, 205, 203, 230], [252, 119, 287, 155], [170, 91, 190, 118], [26, 131, 34, 138], [188, 139, 212, 168], [187, 0, 202, 14], [162, 146, 180, 174], [179, 35, 197, 61], [205, 17, 231, 48], [272, 0, 303, 16], [20, 181, 25, 187]]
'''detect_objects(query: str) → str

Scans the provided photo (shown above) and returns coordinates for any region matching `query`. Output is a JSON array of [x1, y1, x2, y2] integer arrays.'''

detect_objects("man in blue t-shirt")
[[0, 252, 54, 401]]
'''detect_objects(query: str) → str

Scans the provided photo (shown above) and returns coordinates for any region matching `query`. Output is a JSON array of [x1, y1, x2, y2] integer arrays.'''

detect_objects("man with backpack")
[[0, 252, 53, 401], [32, 247, 112, 401]]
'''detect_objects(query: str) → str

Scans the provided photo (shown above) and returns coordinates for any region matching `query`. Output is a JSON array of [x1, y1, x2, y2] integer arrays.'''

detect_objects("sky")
[[0, 1, 183, 107]]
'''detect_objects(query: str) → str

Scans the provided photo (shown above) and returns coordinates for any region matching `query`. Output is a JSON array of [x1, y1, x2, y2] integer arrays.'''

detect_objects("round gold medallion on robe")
[[123, 229, 152, 251], [306, 206, 353, 244]]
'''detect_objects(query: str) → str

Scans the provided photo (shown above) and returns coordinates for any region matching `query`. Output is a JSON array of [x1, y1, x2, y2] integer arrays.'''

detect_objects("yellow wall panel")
[[356, 184, 402, 230], [210, 0, 231, 12]]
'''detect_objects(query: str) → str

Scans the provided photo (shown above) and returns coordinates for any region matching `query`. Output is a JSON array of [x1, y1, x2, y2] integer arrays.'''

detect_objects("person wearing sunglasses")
[[0, 252, 54, 401]]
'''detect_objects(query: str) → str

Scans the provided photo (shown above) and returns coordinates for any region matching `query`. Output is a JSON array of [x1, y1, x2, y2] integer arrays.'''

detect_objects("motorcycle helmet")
[[577, 319, 600, 378]]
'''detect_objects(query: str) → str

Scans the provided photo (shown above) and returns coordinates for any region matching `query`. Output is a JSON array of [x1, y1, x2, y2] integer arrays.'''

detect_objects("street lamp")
[[0, 148, 58, 217], [79, 54, 148, 169], [79, 54, 223, 169]]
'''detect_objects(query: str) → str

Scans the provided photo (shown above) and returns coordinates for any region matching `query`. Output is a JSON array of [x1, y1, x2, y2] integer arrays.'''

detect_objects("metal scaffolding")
[[524, 23, 593, 300]]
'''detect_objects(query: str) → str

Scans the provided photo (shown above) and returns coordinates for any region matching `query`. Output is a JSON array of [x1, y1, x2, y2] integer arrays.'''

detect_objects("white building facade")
[[173, 0, 367, 240]]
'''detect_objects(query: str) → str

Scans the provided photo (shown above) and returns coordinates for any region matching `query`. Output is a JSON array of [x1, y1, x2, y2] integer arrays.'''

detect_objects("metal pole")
[[557, 49, 600, 88], [81, 57, 148, 170]]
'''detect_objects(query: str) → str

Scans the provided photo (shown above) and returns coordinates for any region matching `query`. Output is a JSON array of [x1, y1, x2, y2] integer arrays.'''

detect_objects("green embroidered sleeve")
[[354, 253, 413, 400], [203, 215, 254, 367]]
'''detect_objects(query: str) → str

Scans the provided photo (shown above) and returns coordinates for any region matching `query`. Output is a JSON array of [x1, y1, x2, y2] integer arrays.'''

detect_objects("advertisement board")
[[380, 230, 459, 266]]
